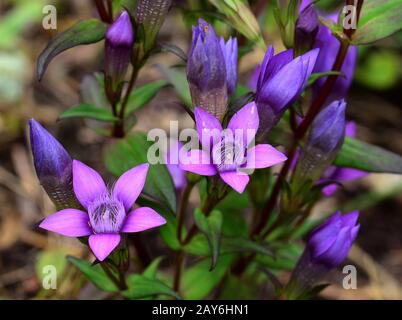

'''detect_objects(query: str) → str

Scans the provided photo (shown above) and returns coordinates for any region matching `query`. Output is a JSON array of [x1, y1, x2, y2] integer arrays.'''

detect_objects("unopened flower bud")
[[295, 1, 319, 55]]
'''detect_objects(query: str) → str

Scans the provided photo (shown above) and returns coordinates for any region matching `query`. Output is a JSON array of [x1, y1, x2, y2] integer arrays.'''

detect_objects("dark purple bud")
[[29, 119, 79, 209], [187, 19, 228, 120], [105, 11, 134, 89], [293, 100, 346, 184], [220, 36, 238, 96], [295, 2, 319, 55], [287, 211, 360, 298]]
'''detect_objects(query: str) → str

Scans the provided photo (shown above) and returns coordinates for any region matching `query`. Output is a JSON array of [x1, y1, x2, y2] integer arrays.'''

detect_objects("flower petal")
[[113, 163, 149, 211], [194, 107, 222, 149], [39, 209, 92, 237], [219, 171, 250, 193], [121, 207, 166, 233], [228, 102, 259, 147], [245, 144, 287, 169], [73, 160, 107, 209], [179, 149, 217, 176], [88, 234, 121, 262]]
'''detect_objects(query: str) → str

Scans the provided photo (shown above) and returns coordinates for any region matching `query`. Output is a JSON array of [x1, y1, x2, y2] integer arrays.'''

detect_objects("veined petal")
[[194, 107, 222, 149], [228, 102, 259, 147], [219, 171, 249, 194], [245, 144, 287, 169], [89, 234, 121, 262], [73, 160, 107, 209], [39, 209, 92, 237], [113, 163, 149, 211], [179, 149, 217, 176], [121, 207, 166, 233]]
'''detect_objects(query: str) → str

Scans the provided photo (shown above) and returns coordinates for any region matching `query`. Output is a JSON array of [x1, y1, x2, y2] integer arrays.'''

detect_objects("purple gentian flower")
[[293, 99, 346, 184], [219, 36, 238, 96], [187, 19, 228, 119], [313, 13, 358, 102], [179, 102, 287, 193], [39, 161, 166, 261], [295, 0, 319, 54], [29, 119, 78, 209], [289, 211, 360, 295], [307, 210, 360, 268], [255, 46, 319, 138], [320, 122, 368, 196], [105, 11, 134, 87]]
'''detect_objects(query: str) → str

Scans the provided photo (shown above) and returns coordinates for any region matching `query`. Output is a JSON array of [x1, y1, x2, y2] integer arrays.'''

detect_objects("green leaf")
[[159, 66, 192, 107], [307, 71, 344, 87], [194, 209, 223, 270], [67, 256, 118, 292], [143, 257, 164, 279], [221, 237, 274, 257], [181, 254, 235, 299], [104, 132, 177, 212], [352, 0, 402, 45], [335, 137, 402, 174], [123, 275, 181, 300], [59, 104, 119, 122], [124, 80, 169, 116], [37, 19, 107, 80]]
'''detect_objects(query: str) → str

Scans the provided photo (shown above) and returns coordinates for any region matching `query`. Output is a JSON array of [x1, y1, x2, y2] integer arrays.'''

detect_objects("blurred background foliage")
[[0, 0, 402, 299]]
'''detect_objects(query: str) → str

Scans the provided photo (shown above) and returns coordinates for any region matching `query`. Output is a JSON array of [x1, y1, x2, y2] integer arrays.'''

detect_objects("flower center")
[[88, 194, 126, 234], [212, 136, 245, 172]]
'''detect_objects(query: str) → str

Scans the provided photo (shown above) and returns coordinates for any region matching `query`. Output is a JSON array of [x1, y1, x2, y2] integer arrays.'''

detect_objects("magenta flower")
[[179, 102, 287, 193], [39, 161, 166, 261]]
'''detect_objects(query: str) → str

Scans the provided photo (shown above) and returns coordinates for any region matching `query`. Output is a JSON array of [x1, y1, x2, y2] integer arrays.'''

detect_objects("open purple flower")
[[320, 122, 368, 196], [39, 161, 166, 261], [255, 46, 319, 138], [179, 102, 287, 193]]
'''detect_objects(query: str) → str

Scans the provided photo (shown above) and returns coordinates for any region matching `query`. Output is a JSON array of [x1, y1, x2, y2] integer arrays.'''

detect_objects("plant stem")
[[177, 183, 195, 243], [93, 0, 112, 23], [173, 251, 184, 292], [100, 262, 127, 291]]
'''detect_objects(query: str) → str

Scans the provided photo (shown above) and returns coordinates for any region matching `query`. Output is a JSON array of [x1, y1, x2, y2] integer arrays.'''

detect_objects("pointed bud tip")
[[106, 11, 134, 47]]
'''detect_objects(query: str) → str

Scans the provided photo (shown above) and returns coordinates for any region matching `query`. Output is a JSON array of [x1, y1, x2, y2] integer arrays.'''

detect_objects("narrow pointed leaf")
[[123, 275, 180, 300], [37, 19, 107, 80], [335, 137, 402, 174], [59, 104, 119, 122]]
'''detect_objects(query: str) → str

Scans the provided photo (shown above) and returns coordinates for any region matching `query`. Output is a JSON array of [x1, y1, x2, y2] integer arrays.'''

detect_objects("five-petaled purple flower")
[[179, 102, 287, 193], [254, 46, 319, 138], [39, 161, 166, 261]]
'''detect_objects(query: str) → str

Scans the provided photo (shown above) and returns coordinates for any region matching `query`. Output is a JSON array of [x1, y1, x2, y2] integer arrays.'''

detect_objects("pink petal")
[[179, 149, 217, 176], [194, 107, 223, 149], [219, 171, 250, 193], [113, 163, 149, 211], [121, 207, 166, 233], [228, 102, 259, 147], [39, 209, 92, 237], [245, 144, 287, 169], [73, 160, 107, 209], [88, 234, 121, 262]]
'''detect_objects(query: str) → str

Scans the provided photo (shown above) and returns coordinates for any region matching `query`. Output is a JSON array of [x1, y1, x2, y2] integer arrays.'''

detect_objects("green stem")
[[177, 182, 195, 243]]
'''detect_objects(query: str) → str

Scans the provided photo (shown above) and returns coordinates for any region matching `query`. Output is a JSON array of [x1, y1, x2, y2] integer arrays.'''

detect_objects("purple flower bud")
[[255, 46, 319, 138], [288, 211, 360, 298], [220, 36, 238, 96], [295, 2, 319, 55], [187, 19, 228, 120], [313, 14, 358, 102], [105, 11, 134, 88], [293, 100, 346, 184], [29, 119, 78, 209]]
